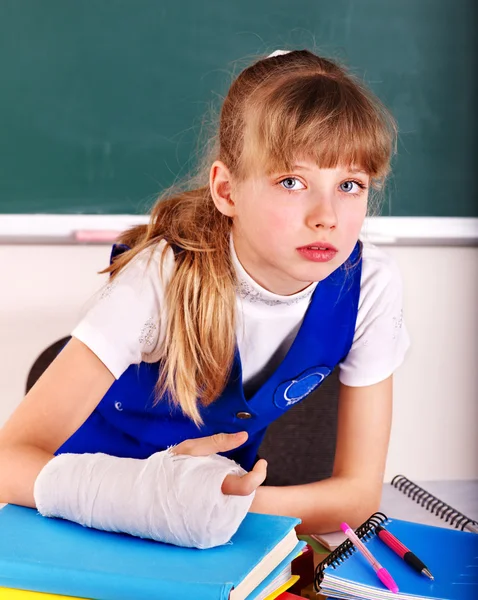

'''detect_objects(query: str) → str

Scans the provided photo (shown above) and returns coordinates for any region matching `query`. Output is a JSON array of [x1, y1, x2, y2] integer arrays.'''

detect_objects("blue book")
[[316, 513, 478, 600], [0, 504, 304, 600]]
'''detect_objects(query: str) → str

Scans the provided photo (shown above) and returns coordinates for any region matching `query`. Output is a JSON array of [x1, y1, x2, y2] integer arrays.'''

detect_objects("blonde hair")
[[104, 50, 397, 425]]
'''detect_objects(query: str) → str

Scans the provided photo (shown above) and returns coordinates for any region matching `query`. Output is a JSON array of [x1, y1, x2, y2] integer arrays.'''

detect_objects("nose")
[[306, 194, 338, 230]]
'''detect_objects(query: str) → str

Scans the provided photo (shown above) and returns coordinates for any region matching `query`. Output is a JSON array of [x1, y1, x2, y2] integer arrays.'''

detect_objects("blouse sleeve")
[[72, 242, 174, 379], [338, 244, 410, 387]]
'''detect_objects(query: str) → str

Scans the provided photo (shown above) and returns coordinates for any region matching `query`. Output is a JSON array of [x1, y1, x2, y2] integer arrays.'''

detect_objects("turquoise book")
[[0, 504, 305, 600], [316, 512, 478, 600]]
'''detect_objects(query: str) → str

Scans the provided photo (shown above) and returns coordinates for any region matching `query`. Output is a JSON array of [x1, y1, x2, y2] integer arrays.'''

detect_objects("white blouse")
[[72, 239, 410, 392]]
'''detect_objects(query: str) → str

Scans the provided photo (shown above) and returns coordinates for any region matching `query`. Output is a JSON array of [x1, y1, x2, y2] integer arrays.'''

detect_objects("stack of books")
[[0, 504, 305, 599]]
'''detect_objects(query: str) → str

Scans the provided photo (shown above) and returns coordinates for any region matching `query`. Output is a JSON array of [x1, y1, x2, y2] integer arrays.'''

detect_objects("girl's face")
[[212, 159, 369, 296]]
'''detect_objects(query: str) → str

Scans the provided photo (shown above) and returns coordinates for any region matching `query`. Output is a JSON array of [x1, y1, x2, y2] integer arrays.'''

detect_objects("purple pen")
[[341, 522, 399, 594]]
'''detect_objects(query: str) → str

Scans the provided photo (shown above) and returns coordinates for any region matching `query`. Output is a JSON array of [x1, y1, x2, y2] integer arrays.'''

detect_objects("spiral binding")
[[391, 474, 478, 532], [314, 511, 388, 590]]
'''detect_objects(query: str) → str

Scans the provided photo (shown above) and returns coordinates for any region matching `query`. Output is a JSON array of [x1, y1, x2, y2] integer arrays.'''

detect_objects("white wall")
[[0, 243, 477, 482], [385, 246, 478, 481]]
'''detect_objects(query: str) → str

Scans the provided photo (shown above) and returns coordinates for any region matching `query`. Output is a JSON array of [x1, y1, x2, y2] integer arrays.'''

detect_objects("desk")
[[301, 550, 329, 600], [289, 538, 329, 599]]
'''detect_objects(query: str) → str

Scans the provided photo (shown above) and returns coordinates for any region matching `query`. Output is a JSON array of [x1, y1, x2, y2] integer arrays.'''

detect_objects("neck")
[[230, 235, 314, 297]]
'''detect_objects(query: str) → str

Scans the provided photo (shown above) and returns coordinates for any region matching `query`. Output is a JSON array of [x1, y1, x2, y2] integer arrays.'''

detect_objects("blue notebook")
[[316, 513, 478, 600], [0, 504, 304, 600]]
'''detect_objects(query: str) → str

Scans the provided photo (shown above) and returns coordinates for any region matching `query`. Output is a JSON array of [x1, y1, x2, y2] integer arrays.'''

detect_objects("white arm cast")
[[33, 450, 254, 549]]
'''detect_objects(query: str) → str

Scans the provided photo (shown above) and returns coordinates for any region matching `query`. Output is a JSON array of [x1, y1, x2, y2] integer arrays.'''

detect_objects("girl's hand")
[[173, 431, 267, 497]]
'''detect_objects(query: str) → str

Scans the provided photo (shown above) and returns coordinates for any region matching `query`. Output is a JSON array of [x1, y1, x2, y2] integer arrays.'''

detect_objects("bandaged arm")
[[33, 450, 255, 549]]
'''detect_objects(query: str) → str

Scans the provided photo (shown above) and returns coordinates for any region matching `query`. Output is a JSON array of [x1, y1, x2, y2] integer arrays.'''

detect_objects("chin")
[[304, 264, 337, 282], [288, 268, 332, 288]]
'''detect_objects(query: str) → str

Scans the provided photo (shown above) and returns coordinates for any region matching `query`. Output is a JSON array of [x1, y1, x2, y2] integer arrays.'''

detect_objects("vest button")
[[236, 411, 252, 419]]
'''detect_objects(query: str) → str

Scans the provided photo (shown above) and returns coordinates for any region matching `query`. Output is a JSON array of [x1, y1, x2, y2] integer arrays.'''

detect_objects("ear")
[[209, 160, 236, 217]]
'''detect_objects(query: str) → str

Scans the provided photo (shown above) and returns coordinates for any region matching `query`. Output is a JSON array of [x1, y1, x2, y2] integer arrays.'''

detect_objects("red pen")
[[341, 522, 399, 593], [376, 525, 434, 580]]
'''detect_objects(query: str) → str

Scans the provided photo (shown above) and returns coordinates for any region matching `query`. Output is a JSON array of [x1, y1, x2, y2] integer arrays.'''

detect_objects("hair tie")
[[266, 49, 292, 58]]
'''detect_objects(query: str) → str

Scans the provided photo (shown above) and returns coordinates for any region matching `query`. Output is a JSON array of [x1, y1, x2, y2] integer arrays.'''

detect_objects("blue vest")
[[57, 242, 362, 470]]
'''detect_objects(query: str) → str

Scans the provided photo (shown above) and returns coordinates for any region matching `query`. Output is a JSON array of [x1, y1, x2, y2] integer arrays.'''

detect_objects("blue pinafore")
[[57, 242, 362, 470]]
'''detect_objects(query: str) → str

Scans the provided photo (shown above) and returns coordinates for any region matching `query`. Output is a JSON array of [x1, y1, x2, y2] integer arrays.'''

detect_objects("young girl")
[[0, 49, 409, 549]]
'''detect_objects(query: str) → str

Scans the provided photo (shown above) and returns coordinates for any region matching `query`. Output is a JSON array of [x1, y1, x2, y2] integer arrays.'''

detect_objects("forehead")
[[236, 144, 374, 183]]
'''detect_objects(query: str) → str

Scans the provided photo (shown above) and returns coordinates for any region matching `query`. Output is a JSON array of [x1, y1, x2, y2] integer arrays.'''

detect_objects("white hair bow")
[[267, 49, 291, 58]]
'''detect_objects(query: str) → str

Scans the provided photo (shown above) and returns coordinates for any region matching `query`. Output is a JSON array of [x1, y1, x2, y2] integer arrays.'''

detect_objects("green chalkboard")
[[0, 0, 476, 216]]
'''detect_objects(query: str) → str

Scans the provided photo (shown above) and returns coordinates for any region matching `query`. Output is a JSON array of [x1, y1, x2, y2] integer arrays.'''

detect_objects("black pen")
[[375, 525, 434, 580]]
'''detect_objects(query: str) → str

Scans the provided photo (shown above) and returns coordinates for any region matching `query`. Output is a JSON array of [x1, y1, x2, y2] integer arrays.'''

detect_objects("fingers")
[[172, 432, 266, 497], [173, 431, 248, 457], [221, 458, 268, 496]]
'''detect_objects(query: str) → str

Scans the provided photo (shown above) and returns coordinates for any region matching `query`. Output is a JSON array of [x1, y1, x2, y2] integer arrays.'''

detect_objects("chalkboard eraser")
[[74, 230, 121, 243]]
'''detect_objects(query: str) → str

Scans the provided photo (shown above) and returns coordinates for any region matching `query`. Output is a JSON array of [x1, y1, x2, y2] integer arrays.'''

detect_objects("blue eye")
[[340, 180, 366, 194], [279, 177, 305, 191]]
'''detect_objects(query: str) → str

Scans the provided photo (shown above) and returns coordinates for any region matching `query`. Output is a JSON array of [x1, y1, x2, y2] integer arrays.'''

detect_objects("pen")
[[376, 524, 434, 580], [341, 522, 399, 593]]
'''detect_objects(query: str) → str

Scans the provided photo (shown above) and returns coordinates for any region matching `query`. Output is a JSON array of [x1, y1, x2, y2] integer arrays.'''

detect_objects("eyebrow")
[[290, 164, 312, 171], [347, 168, 368, 175], [291, 164, 368, 175]]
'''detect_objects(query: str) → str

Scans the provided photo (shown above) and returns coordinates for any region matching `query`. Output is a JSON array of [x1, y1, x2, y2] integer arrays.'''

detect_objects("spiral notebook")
[[312, 475, 478, 551], [315, 512, 478, 600]]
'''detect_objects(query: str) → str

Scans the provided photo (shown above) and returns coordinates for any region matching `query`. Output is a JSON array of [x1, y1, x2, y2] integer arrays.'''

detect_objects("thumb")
[[221, 458, 268, 496]]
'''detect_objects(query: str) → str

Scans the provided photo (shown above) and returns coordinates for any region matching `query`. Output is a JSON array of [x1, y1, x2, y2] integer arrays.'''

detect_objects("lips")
[[297, 242, 338, 252], [296, 242, 338, 264]]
